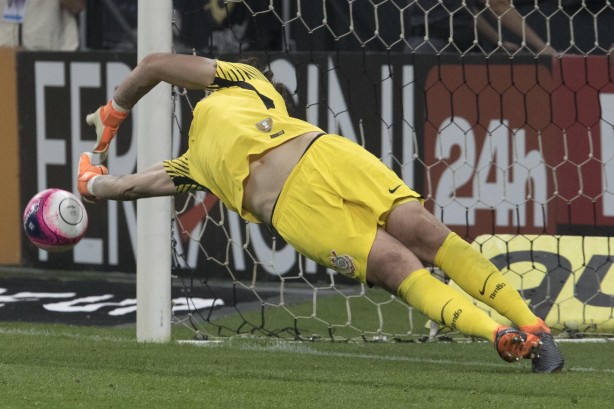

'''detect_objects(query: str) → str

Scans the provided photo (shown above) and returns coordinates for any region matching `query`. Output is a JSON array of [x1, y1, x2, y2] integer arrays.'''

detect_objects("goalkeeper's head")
[[238, 56, 297, 116]]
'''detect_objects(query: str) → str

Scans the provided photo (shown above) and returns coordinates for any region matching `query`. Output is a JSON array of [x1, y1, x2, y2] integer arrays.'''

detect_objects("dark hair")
[[239, 57, 296, 116]]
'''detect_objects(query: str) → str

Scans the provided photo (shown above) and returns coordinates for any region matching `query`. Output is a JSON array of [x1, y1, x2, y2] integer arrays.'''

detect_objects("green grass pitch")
[[1, 321, 613, 408]]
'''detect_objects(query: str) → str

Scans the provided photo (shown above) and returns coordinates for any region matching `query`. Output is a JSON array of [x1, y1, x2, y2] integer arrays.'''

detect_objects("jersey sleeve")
[[162, 151, 208, 194], [207, 60, 270, 90]]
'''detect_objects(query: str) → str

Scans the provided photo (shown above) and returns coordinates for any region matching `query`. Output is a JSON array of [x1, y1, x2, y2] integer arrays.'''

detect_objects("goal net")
[[168, 0, 614, 341]]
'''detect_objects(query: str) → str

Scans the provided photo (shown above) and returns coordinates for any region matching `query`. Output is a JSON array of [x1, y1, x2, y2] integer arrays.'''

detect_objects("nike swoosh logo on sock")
[[440, 298, 454, 326], [479, 271, 497, 296]]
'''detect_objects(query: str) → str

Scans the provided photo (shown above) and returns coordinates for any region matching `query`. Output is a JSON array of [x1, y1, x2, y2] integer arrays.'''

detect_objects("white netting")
[[169, 1, 614, 341], [170, 191, 421, 341]]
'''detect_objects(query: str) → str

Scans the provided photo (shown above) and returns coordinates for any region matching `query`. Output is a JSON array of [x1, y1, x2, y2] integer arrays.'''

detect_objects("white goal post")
[[135, 0, 173, 343]]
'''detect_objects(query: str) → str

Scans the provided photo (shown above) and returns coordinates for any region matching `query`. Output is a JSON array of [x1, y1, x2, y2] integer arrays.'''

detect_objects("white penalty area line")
[[178, 339, 614, 374], [555, 338, 614, 343], [3, 328, 610, 374], [0, 326, 129, 343]]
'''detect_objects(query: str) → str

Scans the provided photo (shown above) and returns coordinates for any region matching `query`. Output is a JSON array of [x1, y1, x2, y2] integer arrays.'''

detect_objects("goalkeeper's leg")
[[385, 201, 540, 329], [433, 232, 541, 328], [384, 202, 564, 372], [430, 232, 564, 372], [367, 230, 539, 362]]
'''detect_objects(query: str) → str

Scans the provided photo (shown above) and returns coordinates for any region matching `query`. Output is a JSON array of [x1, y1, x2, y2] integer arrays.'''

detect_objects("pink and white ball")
[[23, 188, 88, 252]]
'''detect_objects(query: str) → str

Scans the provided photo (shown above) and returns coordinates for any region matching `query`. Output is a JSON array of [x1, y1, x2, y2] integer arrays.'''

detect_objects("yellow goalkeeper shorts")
[[271, 134, 422, 283]]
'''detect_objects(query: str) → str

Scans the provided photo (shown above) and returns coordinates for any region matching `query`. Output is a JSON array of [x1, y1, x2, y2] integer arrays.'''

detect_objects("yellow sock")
[[434, 232, 538, 328], [397, 269, 500, 342]]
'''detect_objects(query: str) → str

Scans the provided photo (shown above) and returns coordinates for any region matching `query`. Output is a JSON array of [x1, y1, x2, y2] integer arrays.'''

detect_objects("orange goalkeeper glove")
[[85, 100, 129, 161], [78, 152, 108, 203]]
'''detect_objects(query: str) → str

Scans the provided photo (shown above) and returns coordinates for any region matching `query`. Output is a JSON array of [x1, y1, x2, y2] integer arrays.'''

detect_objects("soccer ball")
[[23, 188, 88, 252]]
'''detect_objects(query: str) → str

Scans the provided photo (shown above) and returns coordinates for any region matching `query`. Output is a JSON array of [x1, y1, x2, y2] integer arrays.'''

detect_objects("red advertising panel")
[[420, 55, 614, 238], [421, 58, 557, 237], [551, 56, 614, 232]]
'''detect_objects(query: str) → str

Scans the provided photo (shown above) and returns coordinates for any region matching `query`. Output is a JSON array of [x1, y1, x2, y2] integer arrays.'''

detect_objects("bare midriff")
[[243, 131, 322, 224]]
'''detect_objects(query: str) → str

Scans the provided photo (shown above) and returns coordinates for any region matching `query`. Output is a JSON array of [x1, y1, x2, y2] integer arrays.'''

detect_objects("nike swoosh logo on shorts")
[[389, 184, 401, 194]]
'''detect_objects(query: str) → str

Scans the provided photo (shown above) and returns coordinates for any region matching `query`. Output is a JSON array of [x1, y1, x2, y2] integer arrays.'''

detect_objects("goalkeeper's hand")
[[85, 100, 129, 161], [78, 152, 108, 203]]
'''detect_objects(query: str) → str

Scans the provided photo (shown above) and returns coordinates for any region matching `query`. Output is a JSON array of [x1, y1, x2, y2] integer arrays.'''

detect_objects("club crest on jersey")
[[329, 250, 356, 278], [255, 117, 273, 132]]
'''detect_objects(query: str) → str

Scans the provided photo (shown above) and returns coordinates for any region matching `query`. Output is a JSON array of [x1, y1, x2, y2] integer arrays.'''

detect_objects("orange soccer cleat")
[[520, 318, 565, 373], [494, 326, 540, 363]]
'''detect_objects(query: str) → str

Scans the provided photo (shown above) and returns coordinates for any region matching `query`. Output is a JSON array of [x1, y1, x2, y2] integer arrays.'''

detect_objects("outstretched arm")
[[78, 152, 176, 202], [93, 164, 176, 201], [484, 0, 557, 55], [87, 53, 217, 158], [475, 7, 520, 52], [112, 53, 217, 110]]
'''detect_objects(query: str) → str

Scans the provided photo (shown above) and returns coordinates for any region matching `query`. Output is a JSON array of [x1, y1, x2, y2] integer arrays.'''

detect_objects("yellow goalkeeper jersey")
[[186, 60, 323, 223]]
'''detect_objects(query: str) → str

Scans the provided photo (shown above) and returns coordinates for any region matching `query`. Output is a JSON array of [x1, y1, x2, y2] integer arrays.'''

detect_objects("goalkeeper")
[[79, 52, 564, 373]]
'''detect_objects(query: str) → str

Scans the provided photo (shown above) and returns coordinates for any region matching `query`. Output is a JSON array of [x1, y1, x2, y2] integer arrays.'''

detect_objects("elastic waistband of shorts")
[[303, 132, 326, 155]]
